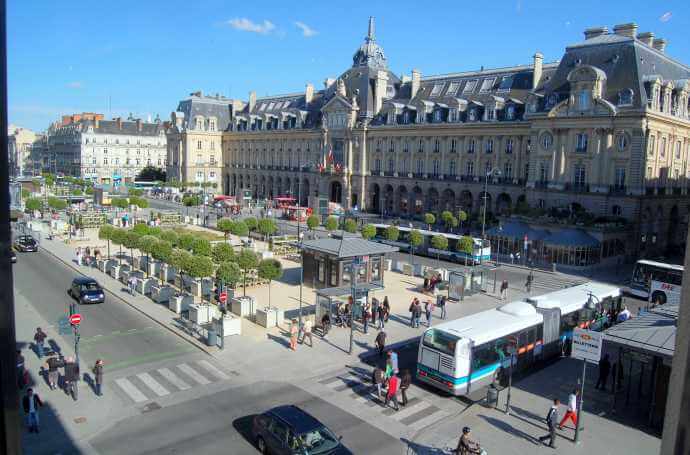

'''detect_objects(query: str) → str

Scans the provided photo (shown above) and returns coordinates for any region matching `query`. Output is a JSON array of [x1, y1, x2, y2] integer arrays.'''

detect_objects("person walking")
[[362, 302, 371, 334], [17, 350, 26, 389], [500, 280, 509, 300], [387, 350, 399, 375], [45, 355, 63, 390], [33, 328, 47, 359], [559, 389, 579, 430], [302, 319, 313, 347], [400, 370, 412, 406], [382, 296, 390, 323], [371, 298, 379, 326], [538, 398, 560, 448], [372, 366, 385, 400], [424, 300, 434, 327], [93, 359, 104, 396], [22, 388, 43, 433], [413, 300, 423, 328], [63, 356, 80, 401], [377, 302, 386, 329], [289, 319, 299, 351], [596, 353, 611, 391], [375, 330, 386, 357], [384, 373, 400, 411], [525, 273, 533, 294], [408, 299, 416, 327], [321, 313, 331, 338], [439, 295, 447, 320]]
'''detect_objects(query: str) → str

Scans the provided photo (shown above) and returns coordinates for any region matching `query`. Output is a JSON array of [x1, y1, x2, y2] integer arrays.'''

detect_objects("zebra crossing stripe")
[[137, 373, 170, 397], [178, 363, 211, 385], [158, 368, 191, 391], [197, 360, 230, 380], [411, 409, 450, 428], [115, 378, 148, 403], [391, 400, 428, 420]]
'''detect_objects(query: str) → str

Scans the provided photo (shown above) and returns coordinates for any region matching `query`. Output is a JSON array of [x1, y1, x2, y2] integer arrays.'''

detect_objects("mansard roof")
[[80, 119, 164, 136], [175, 92, 234, 131]]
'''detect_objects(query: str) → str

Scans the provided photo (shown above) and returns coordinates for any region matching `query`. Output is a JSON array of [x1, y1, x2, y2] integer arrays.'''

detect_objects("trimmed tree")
[[441, 210, 454, 232], [111, 198, 129, 209], [110, 228, 127, 265], [137, 235, 158, 277], [385, 225, 399, 242], [457, 210, 468, 233], [150, 240, 173, 284], [244, 217, 258, 232], [457, 236, 474, 266], [306, 214, 319, 231], [325, 216, 338, 232], [257, 218, 277, 241], [178, 233, 195, 251], [186, 256, 215, 292], [343, 219, 358, 233], [237, 249, 259, 296], [25, 197, 42, 215], [160, 230, 179, 246], [132, 223, 150, 236], [212, 243, 235, 264], [216, 218, 234, 240], [148, 226, 162, 237], [230, 220, 249, 237], [48, 197, 67, 211], [430, 234, 449, 267], [216, 261, 242, 290], [98, 224, 115, 259], [257, 258, 283, 308], [424, 213, 436, 230], [123, 230, 141, 266], [361, 224, 376, 240], [191, 238, 212, 256], [408, 229, 423, 265]]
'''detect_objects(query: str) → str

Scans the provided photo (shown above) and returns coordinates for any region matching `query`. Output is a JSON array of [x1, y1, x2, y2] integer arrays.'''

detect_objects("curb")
[[40, 242, 214, 357]]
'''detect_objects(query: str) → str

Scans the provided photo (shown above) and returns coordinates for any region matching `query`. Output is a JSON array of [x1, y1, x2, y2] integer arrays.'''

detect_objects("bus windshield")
[[423, 329, 460, 356], [632, 261, 683, 289]]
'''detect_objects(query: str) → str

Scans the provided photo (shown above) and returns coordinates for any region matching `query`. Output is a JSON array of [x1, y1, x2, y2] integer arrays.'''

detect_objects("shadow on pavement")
[[477, 413, 541, 445], [266, 333, 291, 349], [400, 437, 450, 454]]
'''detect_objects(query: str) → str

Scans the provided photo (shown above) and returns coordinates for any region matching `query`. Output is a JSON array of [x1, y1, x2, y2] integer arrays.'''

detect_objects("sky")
[[7, 0, 689, 132]]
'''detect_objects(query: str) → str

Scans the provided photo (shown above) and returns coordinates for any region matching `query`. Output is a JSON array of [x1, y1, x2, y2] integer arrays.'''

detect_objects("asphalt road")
[[12, 247, 197, 372], [90, 381, 403, 455]]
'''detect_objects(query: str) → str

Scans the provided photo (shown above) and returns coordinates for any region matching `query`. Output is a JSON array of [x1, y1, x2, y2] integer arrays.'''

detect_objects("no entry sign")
[[69, 313, 82, 326], [219, 292, 228, 303]]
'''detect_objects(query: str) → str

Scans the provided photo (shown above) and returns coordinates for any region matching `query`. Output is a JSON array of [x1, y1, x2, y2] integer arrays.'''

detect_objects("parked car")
[[68, 277, 105, 304], [252, 405, 350, 455], [14, 235, 38, 252]]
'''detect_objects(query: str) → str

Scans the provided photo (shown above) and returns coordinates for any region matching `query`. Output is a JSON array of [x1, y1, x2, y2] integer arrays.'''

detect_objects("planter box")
[[214, 315, 242, 336], [148, 261, 162, 276], [189, 304, 216, 325], [190, 278, 213, 298], [115, 264, 131, 281], [135, 277, 157, 296], [413, 263, 424, 277], [231, 296, 256, 318], [384, 259, 392, 271], [151, 285, 175, 304], [135, 256, 150, 272], [103, 259, 119, 274], [169, 293, 194, 314], [121, 269, 144, 284], [159, 264, 177, 283], [255, 307, 284, 328], [402, 262, 413, 276]]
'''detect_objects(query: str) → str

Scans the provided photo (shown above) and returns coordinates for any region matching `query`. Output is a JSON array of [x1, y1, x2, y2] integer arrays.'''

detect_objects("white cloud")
[[660, 12, 672, 22], [66, 81, 83, 89], [227, 18, 275, 34], [294, 21, 318, 37]]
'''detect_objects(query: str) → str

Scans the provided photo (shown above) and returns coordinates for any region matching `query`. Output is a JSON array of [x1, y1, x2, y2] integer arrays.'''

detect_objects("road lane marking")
[[114, 378, 148, 403], [177, 363, 211, 385], [136, 372, 170, 397], [158, 368, 191, 391], [391, 399, 427, 420], [197, 360, 230, 380], [409, 409, 450, 428]]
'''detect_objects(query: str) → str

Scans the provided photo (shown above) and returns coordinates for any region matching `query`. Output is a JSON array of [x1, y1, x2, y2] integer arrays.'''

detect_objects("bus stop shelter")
[[447, 264, 494, 301]]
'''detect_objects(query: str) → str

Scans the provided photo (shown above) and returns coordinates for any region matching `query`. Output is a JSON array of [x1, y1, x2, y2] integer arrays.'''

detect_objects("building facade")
[[8, 125, 37, 177], [48, 114, 167, 184]]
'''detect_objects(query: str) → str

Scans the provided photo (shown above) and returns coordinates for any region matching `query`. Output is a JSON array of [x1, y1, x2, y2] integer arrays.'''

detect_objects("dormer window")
[[463, 80, 477, 93], [486, 109, 495, 121], [618, 89, 634, 106], [468, 109, 477, 121], [546, 94, 558, 109], [479, 78, 495, 93], [578, 90, 590, 110], [448, 109, 457, 122], [446, 82, 460, 96], [576, 133, 588, 152], [430, 83, 444, 97], [433, 110, 443, 122], [195, 117, 204, 130], [506, 105, 515, 120], [402, 111, 411, 124]]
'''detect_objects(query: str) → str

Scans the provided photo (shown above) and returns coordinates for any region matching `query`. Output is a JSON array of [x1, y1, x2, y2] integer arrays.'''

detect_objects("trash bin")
[[552, 262, 557, 272], [206, 329, 217, 347], [485, 384, 498, 408]]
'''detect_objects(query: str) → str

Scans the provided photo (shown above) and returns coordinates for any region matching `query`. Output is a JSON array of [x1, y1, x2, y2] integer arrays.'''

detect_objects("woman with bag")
[[93, 359, 104, 397]]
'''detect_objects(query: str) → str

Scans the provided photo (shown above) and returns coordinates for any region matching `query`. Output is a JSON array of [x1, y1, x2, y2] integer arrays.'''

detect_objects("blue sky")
[[8, 0, 689, 131]]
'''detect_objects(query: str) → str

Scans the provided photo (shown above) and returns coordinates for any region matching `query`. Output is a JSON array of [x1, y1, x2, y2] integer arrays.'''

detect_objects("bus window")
[[471, 342, 501, 371], [423, 329, 460, 356]]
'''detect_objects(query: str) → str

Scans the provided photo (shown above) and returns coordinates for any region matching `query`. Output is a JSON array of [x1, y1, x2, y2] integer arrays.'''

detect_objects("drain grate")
[[142, 402, 162, 413]]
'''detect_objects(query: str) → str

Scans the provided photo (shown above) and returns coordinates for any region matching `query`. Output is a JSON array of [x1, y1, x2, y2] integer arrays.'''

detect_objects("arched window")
[[618, 89, 634, 106], [578, 90, 590, 110]]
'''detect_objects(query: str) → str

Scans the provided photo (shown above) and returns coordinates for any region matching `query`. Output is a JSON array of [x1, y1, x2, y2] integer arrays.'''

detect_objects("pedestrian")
[[33, 328, 47, 359], [302, 319, 313, 347], [22, 388, 43, 433], [362, 302, 371, 334], [424, 300, 434, 327], [596, 353, 611, 391], [85, 246, 91, 265], [388, 350, 399, 375], [321, 313, 331, 338], [455, 426, 483, 455], [384, 373, 400, 411], [63, 356, 79, 401], [377, 303, 386, 329], [382, 296, 390, 322], [413, 300, 423, 328], [45, 355, 63, 390], [75, 247, 81, 266], [371, 298, 379, 325], [538, 398, 560, 448], [408, 299, 416, 327], [510, 253, 514, 264], [289, 319, 298, 351], [372, 366, 385, 400], [93, 359, 104, 396], [439, 295, 447, 320], [525, 273, 533, 293], [17, 350, 26, 389], [500, 280, 509, 300], [375, 330, 386, 357], [617, 306, 632, 323], [400, 370, 411, 406], [559, 389, 579, 430]]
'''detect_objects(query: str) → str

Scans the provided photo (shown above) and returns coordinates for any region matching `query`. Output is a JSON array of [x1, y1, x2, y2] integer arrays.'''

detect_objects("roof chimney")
[[116, 117, 122, 129], [94, 117, 100, 128], [532, 52, 543, 90], [636, 31, 655, 47], [613, 23, 638, 38], [584, 26, 608, 40], [248, 91, 256, 112], [305, 83, 314, 104], [136, 119, 143, 132], [324, 78, 336, 90], [410, 69, 421, 99], [653, 38, 667, 53]]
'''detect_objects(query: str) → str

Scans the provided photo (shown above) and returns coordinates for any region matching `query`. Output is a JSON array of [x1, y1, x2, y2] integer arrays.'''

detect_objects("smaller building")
[[301, 235, 398, 289]]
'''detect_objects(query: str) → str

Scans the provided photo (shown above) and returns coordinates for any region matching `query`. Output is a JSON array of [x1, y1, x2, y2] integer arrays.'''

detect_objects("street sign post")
[[219, 291, 228, 304], [69, 313, 82, 326], [571, 328, 603, 444]]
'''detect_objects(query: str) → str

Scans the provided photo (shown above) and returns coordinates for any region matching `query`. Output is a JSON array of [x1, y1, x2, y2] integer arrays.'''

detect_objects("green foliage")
[[257, 218, 277, 238], [343, 219, 358, 233], [98, 224, 114, 241], [191, 238, 212, 256], [169, 248, 191, 271], [71, 188, 83, 196], [385, 225, 399, 242], [212, 243, 235, 264], [216, 262, 242, 288], [151, 240, 173, 263], [244, 217, 258, 231], [111, 198, 129, 209], [424, 213, 436, 227], [257, 258, 283, 282], [456, 236, 474, 255], [42, 173, 55, 187], [128, 188, 144, 197], [123, 230, 141, 249], [129, 196, 149, 208], [160, 230, 179, 246], [306, 215, 320, 231], [457, 210, 468, 223], [136, 166, 166, 182], [230, 220, 249, 237], [47, 197, 67, 210], [409, 230, 423, 248], [185, 256, 214, 279], [85, 187, 94, 195], [110, 228, 127, 246], [325, 216, 338, 232], [216, 218, 234, 239], [361, 224, 376, 240], [182, 195, 201, 206], [237, 249, 258, 271], [148, 226, 162, 237], [21, 189, 31, 199], [137, 235, 158, 255], [441, 210, 453, 224], [25, 197, 42, 212], [132, 223, 150, 236], [431, 234, 448, 251], [177, 233, 195, 251]]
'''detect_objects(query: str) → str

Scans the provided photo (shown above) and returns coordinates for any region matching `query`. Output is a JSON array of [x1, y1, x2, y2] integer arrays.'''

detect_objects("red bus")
[[273, 196, 296, 209], [284, 206, 312, 222]]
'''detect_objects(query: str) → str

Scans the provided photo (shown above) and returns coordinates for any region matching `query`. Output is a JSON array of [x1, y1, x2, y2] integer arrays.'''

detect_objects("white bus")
[[629, 260, 683, 305], [417, 282, 621, 396]]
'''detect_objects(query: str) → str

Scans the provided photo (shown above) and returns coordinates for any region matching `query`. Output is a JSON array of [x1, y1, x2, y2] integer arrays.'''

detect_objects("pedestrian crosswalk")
[[316, 369, 451, 429], [112, 360, 230, 404]]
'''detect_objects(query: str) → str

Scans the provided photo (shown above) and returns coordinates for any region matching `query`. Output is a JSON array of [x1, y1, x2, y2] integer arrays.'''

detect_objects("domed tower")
[[352, 16, 388, 71]]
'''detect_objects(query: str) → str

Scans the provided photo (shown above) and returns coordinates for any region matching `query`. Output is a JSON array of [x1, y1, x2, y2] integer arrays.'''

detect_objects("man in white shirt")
[[301, 319, 313, 347], [559, 389, 579, 430]]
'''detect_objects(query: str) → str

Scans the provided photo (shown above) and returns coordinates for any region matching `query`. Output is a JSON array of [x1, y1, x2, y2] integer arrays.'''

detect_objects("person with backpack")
[[384, 373, 400, 411], [424, 300, 435, 327], [372, 367, 385, 400], [539, 398, 560, 448], [413, 300, 423, 328], [375, 330, 386, 357], [92, 359, 104, 396]]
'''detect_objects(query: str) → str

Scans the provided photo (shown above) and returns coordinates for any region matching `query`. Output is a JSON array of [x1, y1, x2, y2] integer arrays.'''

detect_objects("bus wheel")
[[651, 291, 666, 305]]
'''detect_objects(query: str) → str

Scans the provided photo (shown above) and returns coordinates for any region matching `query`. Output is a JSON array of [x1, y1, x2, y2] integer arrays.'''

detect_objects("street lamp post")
[[298, 164, 304, 331], [481, 169, 500, 264]]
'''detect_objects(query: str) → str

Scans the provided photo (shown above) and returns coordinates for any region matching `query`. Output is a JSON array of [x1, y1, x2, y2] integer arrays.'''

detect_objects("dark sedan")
[[69, 277, 105, 304], [14, 235, 38, 252], [252, 405, 351, 455]]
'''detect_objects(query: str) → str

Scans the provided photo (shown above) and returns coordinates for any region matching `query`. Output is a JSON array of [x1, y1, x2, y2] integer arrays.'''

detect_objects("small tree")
[[123, 230, 141, 265], [160, 230, 179, 246], [71, 188, 83, 196], [424, 213, 436, 230], [258, 258, 283, 308], [186, 256, 214, 286], [137, 235, 158, 277], [343, 219, 358, 233], [132, 223, 150, 236], [111, 198, 129, 209], [244, 217, 258, 232], [110, 228, 127, 265], [409, 229, 423, 265], [212, 243, 235, 264], [237, 249, 259, 296], [25, 197, 42, 214], [458, 210, 468, 233], [385, 225, 399, 242], [325, 216, 338, 232], [129, 188, 144, 197], [191, 238, 212, 256], [216, 218, 234, 240], [130, 196, 149, 209], [230, 220, 249, 237], [306, 215, 320, 232], [98, 224, 115, 259], [182, 195, 200, 206], [430, 234, 448, 267], [441, 210, 454, 231], [178, 233, 195, 251], [361, 224, 376, 240], [148, 226, 162, 237], [169, 248, 191, 275], [48, 197, 67, 211], [457, 236, 474, 266], [257, 218, 277, 241], [216, 261, 242, 290], [151, 240, 173, 284]]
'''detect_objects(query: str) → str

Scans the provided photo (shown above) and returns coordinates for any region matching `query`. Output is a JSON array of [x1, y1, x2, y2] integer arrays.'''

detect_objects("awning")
[[604, 304, 678, 358], [315, 282, 385, 297], [543, 229, 600, 247]]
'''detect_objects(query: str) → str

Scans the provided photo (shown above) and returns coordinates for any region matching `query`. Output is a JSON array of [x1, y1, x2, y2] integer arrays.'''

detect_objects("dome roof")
[[352, 17, 388, 71]]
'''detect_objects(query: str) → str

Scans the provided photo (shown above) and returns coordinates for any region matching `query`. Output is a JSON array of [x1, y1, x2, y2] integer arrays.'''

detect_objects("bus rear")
[[416, 328, 470, 396]]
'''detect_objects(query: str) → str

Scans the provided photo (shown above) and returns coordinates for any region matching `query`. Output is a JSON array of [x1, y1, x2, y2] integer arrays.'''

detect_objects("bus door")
[[516, 331, 529, 370], [537, 307, 561, 358]]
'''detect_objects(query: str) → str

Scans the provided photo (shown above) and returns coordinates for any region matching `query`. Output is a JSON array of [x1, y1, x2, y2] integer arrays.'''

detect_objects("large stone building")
[[170, 18, 690, 263], [48, 113, 167, 184], [8, 125, 37, 177]]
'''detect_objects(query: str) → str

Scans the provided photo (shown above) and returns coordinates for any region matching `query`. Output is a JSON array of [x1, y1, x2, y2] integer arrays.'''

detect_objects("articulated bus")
[[629, 259, 683, 305], [371, 224, 490, 265], [416, 282, 621, 396]]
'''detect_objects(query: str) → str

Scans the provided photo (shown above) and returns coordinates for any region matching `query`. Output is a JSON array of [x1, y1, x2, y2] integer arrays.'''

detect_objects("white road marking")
[[114, 378, 148, 403], [136, 373, 170, 397], [158, 368, 191, 391], [197, 360, 230, 380], [411, 409, 450, 428], [177, 363, 211, 385], [391, 400, 428, 420]]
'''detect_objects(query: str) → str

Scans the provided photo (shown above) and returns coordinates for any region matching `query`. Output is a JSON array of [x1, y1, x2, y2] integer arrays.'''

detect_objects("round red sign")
[[69, 314, 82, 326], [219, 292, 228, 303]]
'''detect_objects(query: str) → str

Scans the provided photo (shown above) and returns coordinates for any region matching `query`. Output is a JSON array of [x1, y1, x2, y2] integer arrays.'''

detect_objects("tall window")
[[539, 163, 547, 182], [486, 139, 494, 153], [578, 90, 590, 110], [210, 155, 216, 165], [504, 161, 513, 179], [615, 167, 626, 189], [576, 133, 588, 152], [449, 160, 456, 176], [403, 140, 410, 153], [506, 138, 513, 154], [402, 158, 409, 173], [484, 161, 492, 175], [675, 141, 681, 159], [574, 165, 586, 186], [617, 134, 628, 151], [660, 137, 666, 157], [468, 139, 476, 153], [506, 105, 515, 120], [432, 159, 440, 175], [376, 139, 382, 152], [196, 118, 203, 130], [374, 159, 381, 172], [209, 119, 216, 131], [450, 138, 457, 153], [418, 139, 424, 153], [389, 139, 395, 153], [416, 159, 424, 174], [388, 159, 395, 173], [434, 139, 440, 153], [648, 136, 656, 156], [197, 140, 202, 150], [466, 161, 474, 176]]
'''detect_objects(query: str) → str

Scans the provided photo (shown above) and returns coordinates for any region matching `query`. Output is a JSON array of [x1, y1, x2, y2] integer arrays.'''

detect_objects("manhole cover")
[[74, 417, 87, 424], [142, 402, 161, 413]]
